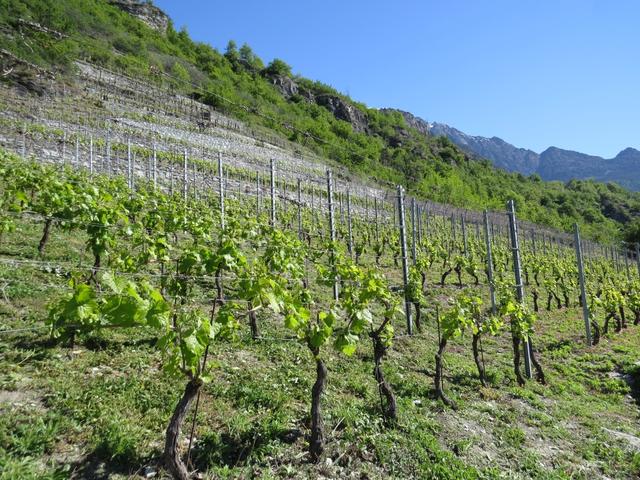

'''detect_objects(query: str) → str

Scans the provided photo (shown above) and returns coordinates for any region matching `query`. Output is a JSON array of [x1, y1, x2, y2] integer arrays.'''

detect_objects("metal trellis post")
[[507, 200, 532, 379]]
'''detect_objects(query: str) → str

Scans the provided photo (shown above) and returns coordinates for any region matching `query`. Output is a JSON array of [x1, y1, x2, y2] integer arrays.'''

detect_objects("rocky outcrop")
[[108, 0, 169, 32], [316, 95, 369, 133], [382, 109, 430, 137], [270, 75, 298, 98], [266, 75, 368, 133]]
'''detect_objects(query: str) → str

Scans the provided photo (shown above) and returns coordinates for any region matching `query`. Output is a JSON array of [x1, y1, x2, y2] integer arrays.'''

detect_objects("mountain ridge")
[[387, 109, 640, 190]]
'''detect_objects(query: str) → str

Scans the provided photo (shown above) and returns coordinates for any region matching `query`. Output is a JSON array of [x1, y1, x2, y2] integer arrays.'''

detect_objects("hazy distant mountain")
[[388, 109, 640, 191], [538, 146, 640, 190]]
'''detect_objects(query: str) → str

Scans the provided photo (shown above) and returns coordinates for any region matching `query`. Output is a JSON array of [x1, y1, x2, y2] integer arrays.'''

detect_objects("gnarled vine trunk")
[[38, 217, 53, 255], [434, 337, 456, 408], [528, 338, 546, 385], [440, 267, 453, 286], [512, 336, 526, 386], [472, 333, 486, 386], [532, 291, 539, 312], [591, 319, 601, 345], [371, 333, 397, 423], [309, 348, 327, 462], [414, 302, 422, 332], [619, 306, 626, 329], [164, 378, 203, 480], [248, 301, 259, 339]]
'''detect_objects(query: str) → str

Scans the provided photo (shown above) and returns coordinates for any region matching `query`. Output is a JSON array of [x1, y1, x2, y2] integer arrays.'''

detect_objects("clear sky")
[[154, 0, 638, 158]]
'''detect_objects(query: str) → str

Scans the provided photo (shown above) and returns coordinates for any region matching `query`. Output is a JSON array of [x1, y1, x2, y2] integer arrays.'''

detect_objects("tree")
[[623, 218, 640, 245], [171, 62, 190, 86], [224, 39, 239, 64], [262, 58, 292, 77], [239, 43, 264, 71]]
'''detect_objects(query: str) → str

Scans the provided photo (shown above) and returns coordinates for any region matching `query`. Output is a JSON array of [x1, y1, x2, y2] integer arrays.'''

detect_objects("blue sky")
[[154, 0, 639, 158]]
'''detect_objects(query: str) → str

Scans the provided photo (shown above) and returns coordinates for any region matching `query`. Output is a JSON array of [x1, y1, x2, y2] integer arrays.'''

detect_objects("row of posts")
[[15, 126, 640, 349]]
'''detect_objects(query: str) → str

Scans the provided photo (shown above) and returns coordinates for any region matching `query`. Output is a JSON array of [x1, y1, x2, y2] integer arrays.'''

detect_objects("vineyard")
[[1, 63, 640, 479]]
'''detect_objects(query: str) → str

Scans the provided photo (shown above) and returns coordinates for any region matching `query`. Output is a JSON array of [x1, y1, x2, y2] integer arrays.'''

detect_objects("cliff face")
[[108, 0, 169, 32]]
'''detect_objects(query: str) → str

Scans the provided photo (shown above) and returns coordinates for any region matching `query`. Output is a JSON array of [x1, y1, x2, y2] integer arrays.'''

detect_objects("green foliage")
[[262, 58, 292, 77]]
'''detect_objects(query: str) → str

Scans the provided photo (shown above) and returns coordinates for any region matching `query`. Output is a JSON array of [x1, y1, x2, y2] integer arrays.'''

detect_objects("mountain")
[[538, 147, 640, 191], [384, 110, 541, 175], [392, 111, 640, 191]]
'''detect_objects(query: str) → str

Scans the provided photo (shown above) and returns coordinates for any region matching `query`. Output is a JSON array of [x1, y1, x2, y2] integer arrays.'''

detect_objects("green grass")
[[0, 218, 639, 479]]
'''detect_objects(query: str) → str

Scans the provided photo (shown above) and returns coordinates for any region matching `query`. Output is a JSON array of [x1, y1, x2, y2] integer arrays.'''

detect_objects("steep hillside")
[[1, 0, 640, 243], [2, 3, 640, 480]]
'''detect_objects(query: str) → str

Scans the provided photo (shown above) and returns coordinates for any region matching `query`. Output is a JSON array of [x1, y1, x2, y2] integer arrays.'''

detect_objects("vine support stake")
[[21, 123, 26, 158], [507, 199, 532, 378], [461, 214, 468, 256], [573, 224, 592, 346], [75, 135, 79, 168], [62, 130, 67, 166], [531, 230, 537, 255], [170, 163, 174, 196], [297, 178, 303, 240], [256, 172, 260, 220], [152, 143, 157, 188], [624, 246, 631, 281], [326, 170, 338, 301], [374, 197, 379, 243], [270, 158, 276, 227], [106, 131, 111, 174], [451, 214, 456, 243], [397, 186, 413, 335], [311, 185, 316, 227], [183, 149, 188, 202], [89, 135, 94, 176], [483, 210, 497, 315], [218, 152, 225, 230], [411, 197, 417, 265], [127, 140, 132, 189], [347, 189, 353, 256], [365, 195, 369, 221], [417, 204, 422, 246]]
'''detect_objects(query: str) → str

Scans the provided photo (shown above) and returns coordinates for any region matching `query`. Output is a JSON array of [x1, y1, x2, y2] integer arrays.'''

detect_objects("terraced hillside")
[[2, 0, 640, 242], [0, 2, 639, 479]]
